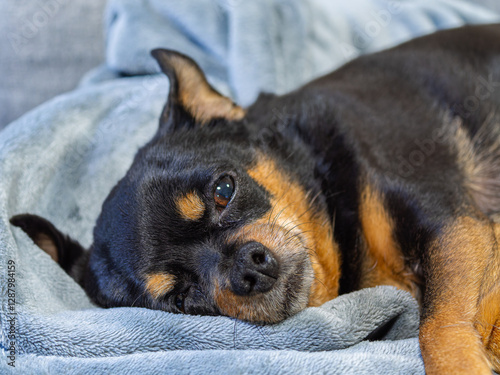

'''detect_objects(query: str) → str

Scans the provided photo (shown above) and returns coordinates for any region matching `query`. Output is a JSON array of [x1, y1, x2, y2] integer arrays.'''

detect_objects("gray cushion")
[[0, 0, 105, 128]]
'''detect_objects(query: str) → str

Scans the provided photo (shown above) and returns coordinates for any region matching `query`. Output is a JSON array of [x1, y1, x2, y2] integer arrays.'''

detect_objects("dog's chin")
[[214, 250, 315, 324], [271, 251, 315, 322]]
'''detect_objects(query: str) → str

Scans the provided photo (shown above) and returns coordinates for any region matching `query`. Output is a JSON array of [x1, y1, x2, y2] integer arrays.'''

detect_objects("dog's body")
[[11, 24, 500, 374]]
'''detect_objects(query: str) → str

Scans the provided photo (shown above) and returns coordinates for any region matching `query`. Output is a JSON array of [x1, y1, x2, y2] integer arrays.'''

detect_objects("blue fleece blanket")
[[1, 1, 499, 374]]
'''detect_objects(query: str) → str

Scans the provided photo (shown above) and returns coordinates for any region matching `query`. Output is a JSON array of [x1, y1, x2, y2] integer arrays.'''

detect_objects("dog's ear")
[[151, 48, 245, 130], [10, 214, 88, 284]]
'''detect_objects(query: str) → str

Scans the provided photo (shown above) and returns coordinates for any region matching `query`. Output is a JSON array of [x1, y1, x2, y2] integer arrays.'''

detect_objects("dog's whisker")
[[131, 290, 148, 307], [270, 203, 290, 228]]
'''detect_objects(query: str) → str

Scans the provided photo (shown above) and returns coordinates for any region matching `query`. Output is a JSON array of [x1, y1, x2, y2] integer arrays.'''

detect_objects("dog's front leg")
[[419, 216, 500, 374]]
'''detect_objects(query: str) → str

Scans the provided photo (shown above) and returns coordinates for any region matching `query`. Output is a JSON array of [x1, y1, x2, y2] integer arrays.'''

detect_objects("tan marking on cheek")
[[145, 273, 176, 299], [246, 155, 341, 307], [359, 184, 420, 299], [176, 191, 205, 220]]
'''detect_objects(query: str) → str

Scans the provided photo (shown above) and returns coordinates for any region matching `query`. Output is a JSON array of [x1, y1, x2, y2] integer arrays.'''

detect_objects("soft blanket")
[[1, 1, 499, 374]]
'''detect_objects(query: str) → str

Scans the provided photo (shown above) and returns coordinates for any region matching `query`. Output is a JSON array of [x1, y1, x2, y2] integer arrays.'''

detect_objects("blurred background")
[[0, 1, 105, 129], [1, 0, 500, 130]]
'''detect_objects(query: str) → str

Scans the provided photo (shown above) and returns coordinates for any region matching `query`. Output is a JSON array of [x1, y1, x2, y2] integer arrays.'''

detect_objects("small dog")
[[11, 24, 500, 374]]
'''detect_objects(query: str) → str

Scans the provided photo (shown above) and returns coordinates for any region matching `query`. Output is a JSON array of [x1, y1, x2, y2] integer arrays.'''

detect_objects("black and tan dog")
[[11, 24, 500, 374]]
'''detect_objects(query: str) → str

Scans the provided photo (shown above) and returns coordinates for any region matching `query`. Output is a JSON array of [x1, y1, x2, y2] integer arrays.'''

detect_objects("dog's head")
[[11, 50, 340, 323]]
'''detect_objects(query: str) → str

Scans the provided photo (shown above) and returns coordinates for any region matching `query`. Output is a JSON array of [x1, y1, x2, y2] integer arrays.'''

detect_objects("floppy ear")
[[151, 48, 246, 129], [10, 214, 88, 285]]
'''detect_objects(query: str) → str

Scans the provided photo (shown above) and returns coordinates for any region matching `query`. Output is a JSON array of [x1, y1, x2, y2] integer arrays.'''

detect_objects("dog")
[[10, 24, 500, 374]]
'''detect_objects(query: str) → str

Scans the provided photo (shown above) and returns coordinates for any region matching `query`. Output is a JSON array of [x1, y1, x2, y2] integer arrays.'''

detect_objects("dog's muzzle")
[[230, 241, 279, 296]]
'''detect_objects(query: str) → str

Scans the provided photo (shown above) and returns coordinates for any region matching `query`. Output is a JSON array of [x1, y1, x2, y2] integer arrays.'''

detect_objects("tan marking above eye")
[[145, 273, 176, 299], [176, 191, 205, 220]]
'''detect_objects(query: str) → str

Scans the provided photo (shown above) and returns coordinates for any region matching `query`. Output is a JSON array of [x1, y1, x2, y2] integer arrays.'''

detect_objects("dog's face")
[[11, 50, 341, 323]]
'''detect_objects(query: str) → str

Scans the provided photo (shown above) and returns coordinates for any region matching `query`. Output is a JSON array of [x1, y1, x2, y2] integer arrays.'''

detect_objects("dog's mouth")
[[210, 223, 317, 324]]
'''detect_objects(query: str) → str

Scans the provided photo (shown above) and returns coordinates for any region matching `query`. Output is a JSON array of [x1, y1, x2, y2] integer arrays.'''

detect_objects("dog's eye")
[[175, 293, 186, 313], [214, 175, 235, 209]]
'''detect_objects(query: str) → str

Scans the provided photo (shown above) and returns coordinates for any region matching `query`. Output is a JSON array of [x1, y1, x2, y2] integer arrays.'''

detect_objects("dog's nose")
[[230, 242, 279, 296]]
